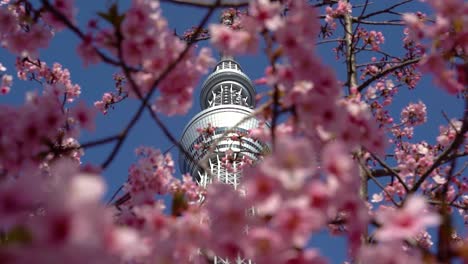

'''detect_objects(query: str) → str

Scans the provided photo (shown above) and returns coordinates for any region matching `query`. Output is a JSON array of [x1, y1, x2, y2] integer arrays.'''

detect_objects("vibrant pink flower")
[[359, 242, 422, 264], [209, 24, 258, 55], [247, 0, 283, 31], [375, 195, 440, 241], [77, 35, 101, 67], [271, 199, 325, 246], [245, 227, 286, 264], [260, 137, 317, 192], [70, 101, 97, 131]]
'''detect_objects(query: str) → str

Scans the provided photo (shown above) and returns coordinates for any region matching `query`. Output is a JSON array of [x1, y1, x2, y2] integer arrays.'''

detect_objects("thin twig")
[[369, 152, 409, 193], [112, 0, 222, 207], [356, 57, 420, 92], [352, 20, 405, 26], [161, 0, 248, 8]]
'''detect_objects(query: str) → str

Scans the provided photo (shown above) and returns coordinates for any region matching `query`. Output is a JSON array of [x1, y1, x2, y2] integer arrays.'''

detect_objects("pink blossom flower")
[[245, 227, 286, 264], [375, 195, 440, 241], [1, 74, 12, 94], [322, 141, 357, 188], [271, 198, 325, 246], [247, 0, 283, 31]]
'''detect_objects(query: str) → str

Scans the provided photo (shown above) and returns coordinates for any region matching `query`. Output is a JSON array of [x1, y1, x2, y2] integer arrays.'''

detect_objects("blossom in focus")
[[401, 101, 427, 126]]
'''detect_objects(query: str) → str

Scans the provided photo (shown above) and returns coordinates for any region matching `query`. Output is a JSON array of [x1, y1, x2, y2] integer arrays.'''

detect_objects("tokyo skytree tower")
[[178, 14, 267, 264], [178, 56, 266, 189]]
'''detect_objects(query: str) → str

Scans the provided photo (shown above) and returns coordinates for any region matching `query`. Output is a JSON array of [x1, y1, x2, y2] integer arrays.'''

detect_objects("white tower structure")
[[179, 14, 267, 264], [179, 56, 266, 189]]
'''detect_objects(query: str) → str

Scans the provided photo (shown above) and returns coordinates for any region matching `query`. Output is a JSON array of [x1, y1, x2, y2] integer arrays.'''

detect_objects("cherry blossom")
[[259, 137, 317, 192], [70, 101, 97, 131], [42, 0, 76, 31], [0, 0, 466, 263], [375, 195, 440, 241]]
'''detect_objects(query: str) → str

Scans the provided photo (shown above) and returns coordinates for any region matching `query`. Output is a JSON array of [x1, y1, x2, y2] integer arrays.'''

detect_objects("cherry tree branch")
[[40, 0, 126, 68], [410, 96, 468, 193], [370, 152, 468, 178], [358, 157, 400, 207], [112, 0, 221, 207], [356, 57, 420, 92], [41, 0, 220, 171], [160, 0, 248, 8]]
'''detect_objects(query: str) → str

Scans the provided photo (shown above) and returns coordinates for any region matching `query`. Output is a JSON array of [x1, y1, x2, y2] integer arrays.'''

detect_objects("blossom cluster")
[[77, 0, 216, 115], [403, 0, 467, 94], [325, 0, 352, 29], [94, 73, 127, 115], [0, 159, 144, 263], [0, 62, 12, 94], [0, 0, 466, 263], [16, 59, 81, 102], [0, 3, 53, 57]]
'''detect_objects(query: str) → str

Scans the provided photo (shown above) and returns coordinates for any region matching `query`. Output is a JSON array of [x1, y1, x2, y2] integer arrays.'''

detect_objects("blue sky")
[[0, 1, 465, 262]]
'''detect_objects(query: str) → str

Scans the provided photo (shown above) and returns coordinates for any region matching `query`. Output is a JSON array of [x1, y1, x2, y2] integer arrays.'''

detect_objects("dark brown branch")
[[358, 157, 400, 207], [370, 152, 468, 178], [359, 0, 413, 20], [106, 184, 124, 205], [80, 135, 121, 149], [316, 38, 346, 45], [369, 152, 409, 192]]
